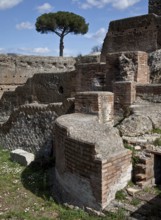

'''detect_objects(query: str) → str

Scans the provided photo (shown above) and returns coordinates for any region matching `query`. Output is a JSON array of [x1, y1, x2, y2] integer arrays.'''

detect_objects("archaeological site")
[[2, 0, 161, 213]]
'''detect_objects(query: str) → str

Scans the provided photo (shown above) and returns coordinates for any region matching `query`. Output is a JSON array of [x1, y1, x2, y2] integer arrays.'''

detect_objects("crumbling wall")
[[0, 71, 76, 123], [75, 63, 107, 92], [105, 51, 149, 91], [136, 84, 161, 102], [0, 54, 76, 85], [0, 98, 74, 155], [149, 50, 161, 83], [101, 14, 161, 62], [0, 104, 56, 156]]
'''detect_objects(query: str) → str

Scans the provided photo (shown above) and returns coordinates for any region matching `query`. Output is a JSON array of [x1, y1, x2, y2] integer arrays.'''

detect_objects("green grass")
[[115, 190, 126, 201], [152, 128, 161, 134], [0, 147, 127, 220], [130, 198, 141, 206], [153, 138, 161, 146], [124, 143, 139, 166]]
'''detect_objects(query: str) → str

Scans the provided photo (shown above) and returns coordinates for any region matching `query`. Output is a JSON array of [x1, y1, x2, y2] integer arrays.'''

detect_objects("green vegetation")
[[124, 143, 139, 166], [0, 147, 128, 220], [153, 138, 161, 146], [115, 190, 126, 201], [152, 128, 161, 134], [127, 180, 135, 187], [130, 198, 141, 206], [35, 11, 88, 57]]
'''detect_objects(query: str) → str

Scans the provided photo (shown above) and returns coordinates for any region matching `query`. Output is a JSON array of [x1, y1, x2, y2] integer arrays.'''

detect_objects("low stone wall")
[[0, 54, 76, 85], [0, 99, 74, 156], [136, 84, 161, 102], [0, 104, 56, 156]]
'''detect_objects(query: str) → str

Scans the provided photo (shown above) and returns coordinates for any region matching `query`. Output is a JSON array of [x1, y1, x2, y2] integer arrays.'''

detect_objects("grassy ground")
[[0, 147, 126, 220]]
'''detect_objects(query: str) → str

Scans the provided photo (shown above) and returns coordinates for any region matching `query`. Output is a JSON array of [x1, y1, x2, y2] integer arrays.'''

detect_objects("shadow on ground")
[[21, 157, 55, 200], [130, 187, 161, 220]]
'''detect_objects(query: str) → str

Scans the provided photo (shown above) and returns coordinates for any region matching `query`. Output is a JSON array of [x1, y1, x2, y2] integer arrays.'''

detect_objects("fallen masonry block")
[[10, 149, 35, 166]]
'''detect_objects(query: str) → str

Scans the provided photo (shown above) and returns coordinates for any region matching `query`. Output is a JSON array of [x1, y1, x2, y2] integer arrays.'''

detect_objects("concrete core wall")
[[149, 0, 161, 16]]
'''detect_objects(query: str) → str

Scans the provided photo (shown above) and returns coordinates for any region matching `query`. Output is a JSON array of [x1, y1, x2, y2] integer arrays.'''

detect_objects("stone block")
[[10, 149, 35, 166]]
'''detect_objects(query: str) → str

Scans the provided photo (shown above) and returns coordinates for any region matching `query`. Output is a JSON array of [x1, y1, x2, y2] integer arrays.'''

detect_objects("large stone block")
[[10, 149, 35, 166]]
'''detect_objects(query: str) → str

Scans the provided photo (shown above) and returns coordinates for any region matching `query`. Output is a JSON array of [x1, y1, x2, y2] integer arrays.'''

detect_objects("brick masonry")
[[136, 84, 161, 102], [75, 91, 114, 125], [105, 52, 149, 91], [133, 152, 155, 187], [54, 119, 132, 210], [113, 82, 136, 117], [0, 55, 76, 85], [75, 63, 107, 92], [101, 14, 161, 61]]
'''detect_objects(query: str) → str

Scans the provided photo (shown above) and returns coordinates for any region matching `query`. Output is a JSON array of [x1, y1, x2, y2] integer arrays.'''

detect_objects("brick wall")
[[105, 52, 149, 91], [136, 52, 149, 83], [136, 84, 161, 102], [102, 151, 132, 207], [133, 152, 154, 187], [0, 72, 76, 123], [76, 63, 107, 92], [54, 117, 132, 210], [75, 92, 114, 125], [114, 82, 136, 115], [0, 55, 76, 85], [101, 14, 161, 61]]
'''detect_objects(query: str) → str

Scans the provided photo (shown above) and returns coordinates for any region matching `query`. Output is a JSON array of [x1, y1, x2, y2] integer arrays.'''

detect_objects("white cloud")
[[85, 28, 106, 43], [36, 3, 53, 13], [0, 48, 6, 53], [112, 0, 140, 10], [18, 47, 50, 54], [16, 22, 34, 30], [0, 0, 22, 10], [32, 47, 51, 54], [73, 0, 140, 10]]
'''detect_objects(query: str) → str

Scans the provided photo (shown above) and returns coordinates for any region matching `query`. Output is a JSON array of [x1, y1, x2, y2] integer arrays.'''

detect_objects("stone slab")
[[10, 149, 35, 166]]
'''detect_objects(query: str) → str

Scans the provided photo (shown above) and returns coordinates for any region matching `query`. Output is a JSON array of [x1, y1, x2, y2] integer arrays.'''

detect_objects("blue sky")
[[0, 0, 148, 57]]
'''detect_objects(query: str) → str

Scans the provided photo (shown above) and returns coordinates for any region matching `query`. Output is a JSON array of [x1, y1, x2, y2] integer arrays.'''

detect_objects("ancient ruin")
[[1, 0, 161, 211]]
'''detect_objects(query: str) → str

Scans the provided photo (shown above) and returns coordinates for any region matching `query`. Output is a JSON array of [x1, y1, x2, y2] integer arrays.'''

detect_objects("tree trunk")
[[59, 35, 64, 57]]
